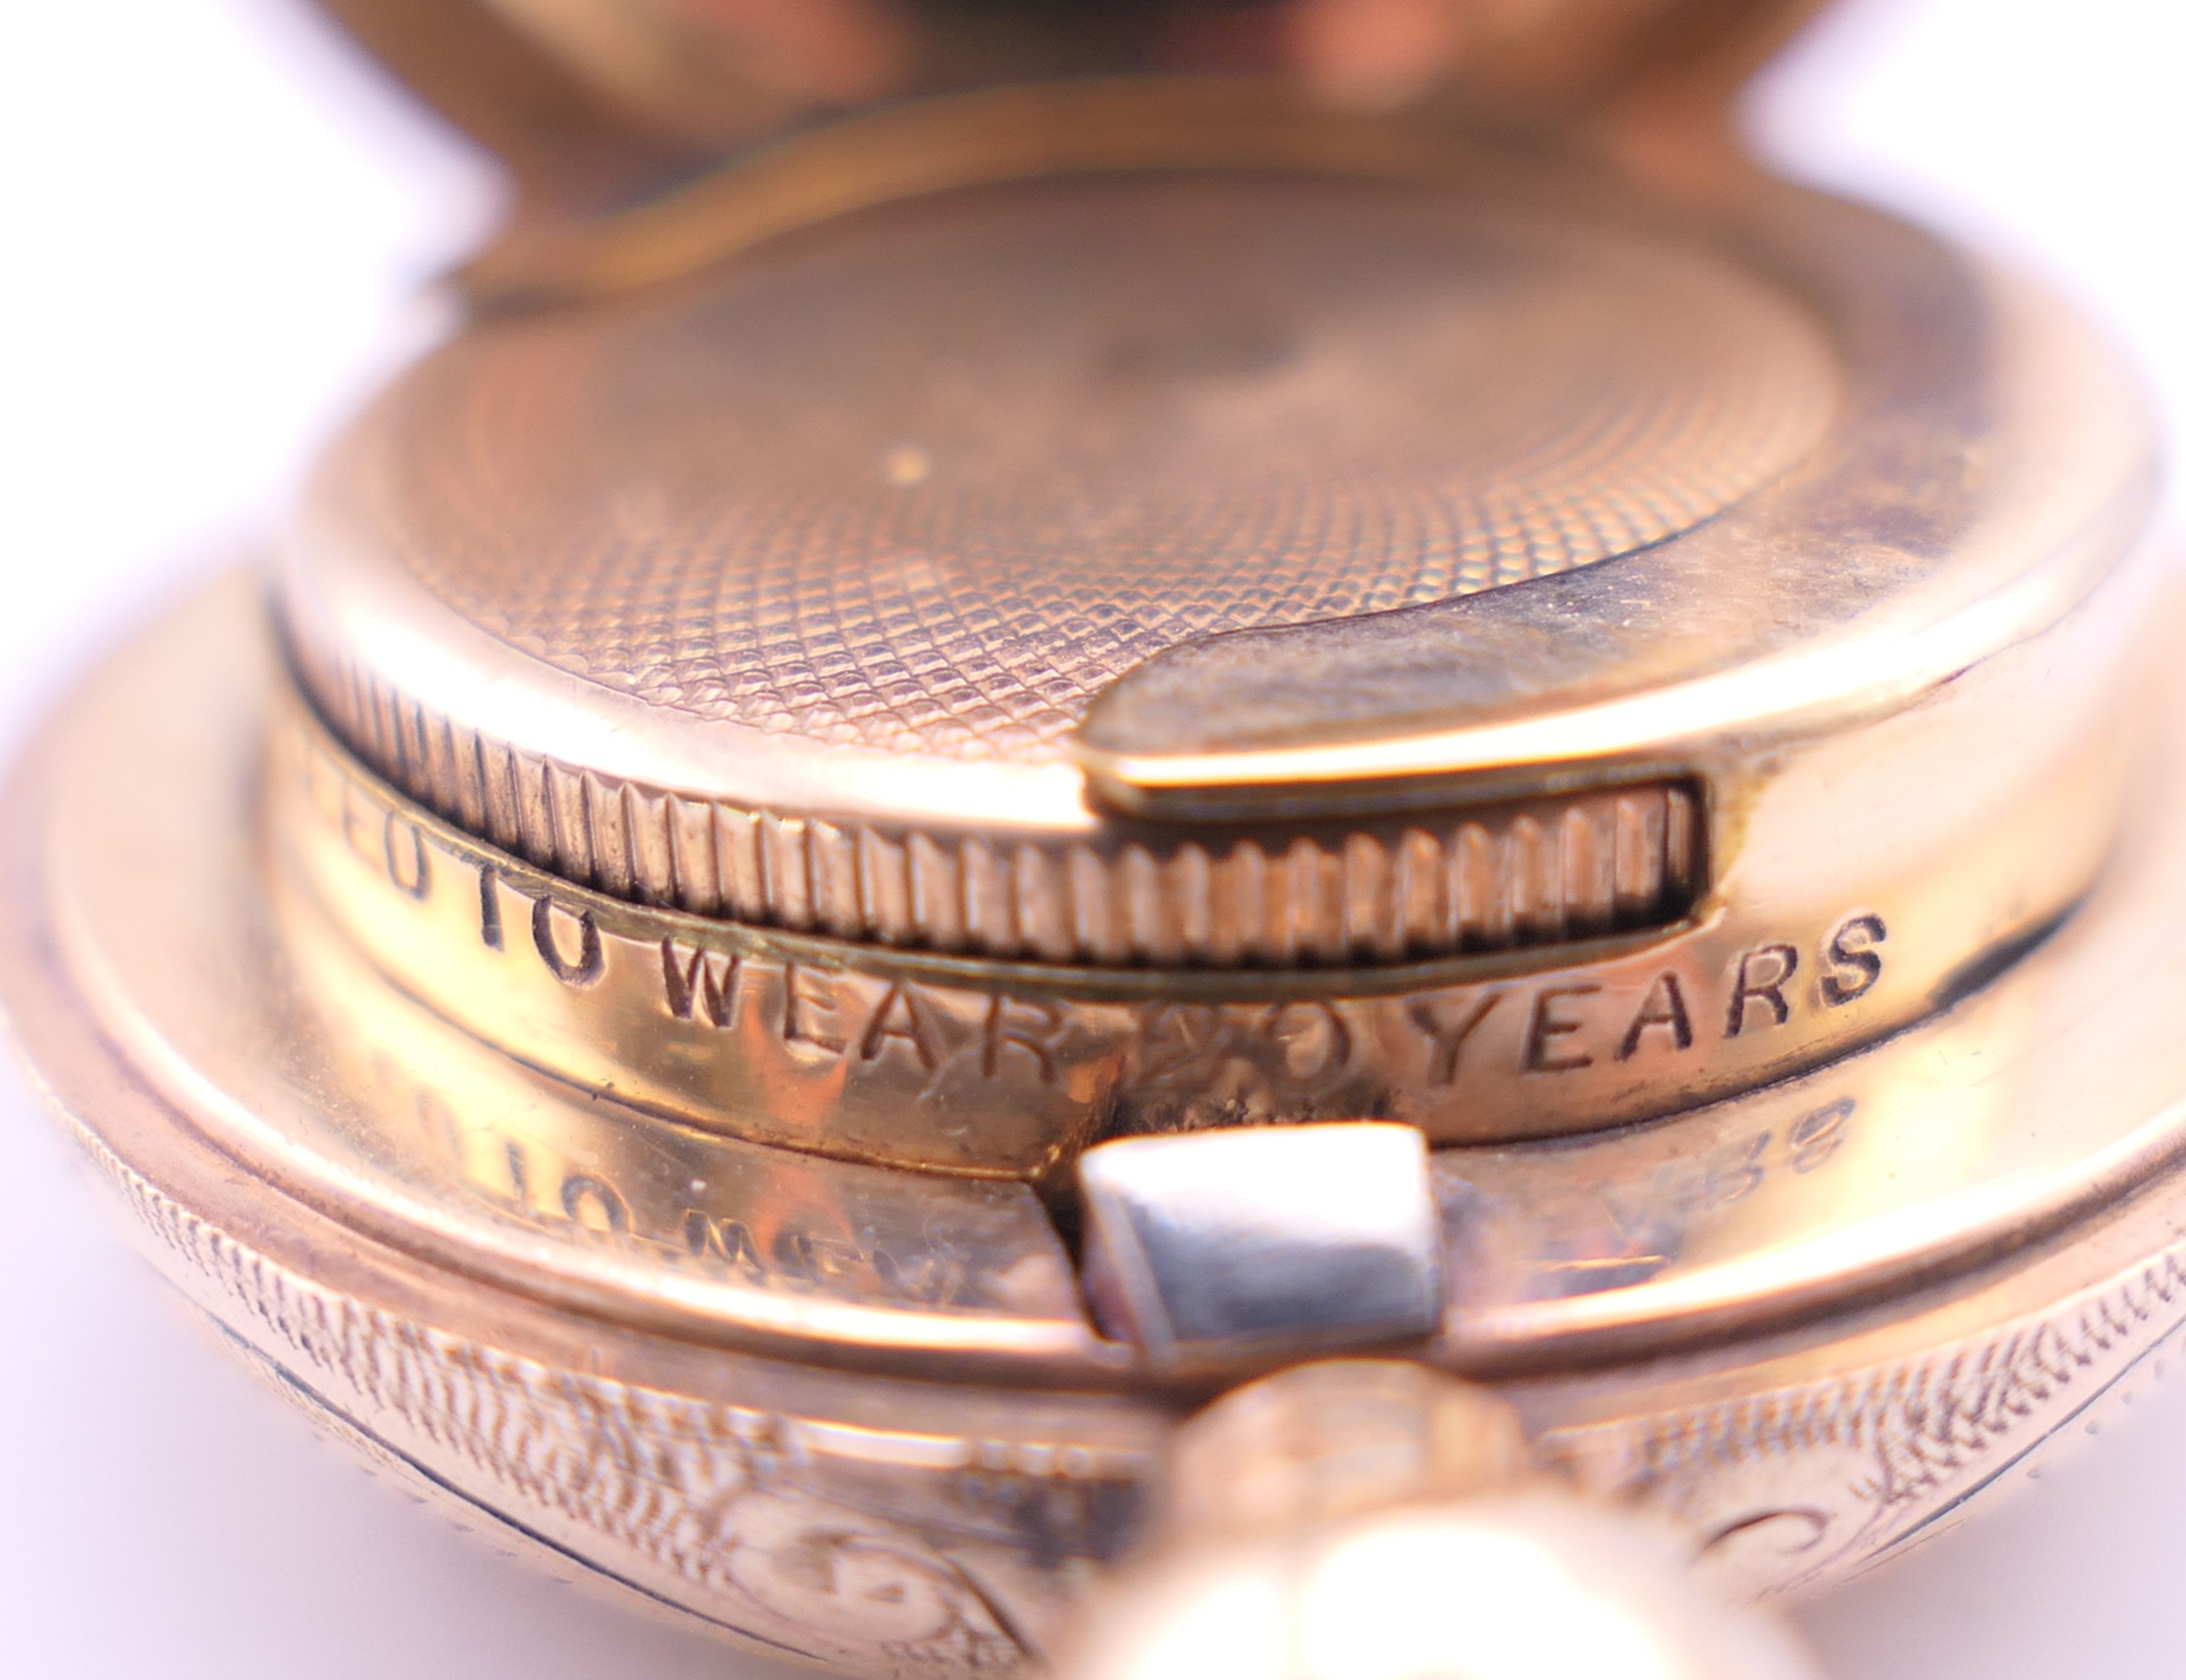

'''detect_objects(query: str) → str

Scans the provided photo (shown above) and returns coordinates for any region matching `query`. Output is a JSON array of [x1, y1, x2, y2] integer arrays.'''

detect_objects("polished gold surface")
[[12, 13, 2185, 1676], [270, 629, 2139, 1163], [35, 575, 2186, 1380], [30, 589, 2186, 1666], [17, 576, 2186, 1669]]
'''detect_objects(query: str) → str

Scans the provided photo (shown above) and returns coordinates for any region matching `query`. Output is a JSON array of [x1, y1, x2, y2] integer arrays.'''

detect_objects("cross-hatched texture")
[[329, 173, 1837, 767]]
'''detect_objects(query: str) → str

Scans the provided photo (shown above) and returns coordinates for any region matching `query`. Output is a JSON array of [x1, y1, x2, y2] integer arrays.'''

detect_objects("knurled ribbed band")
[[294, 647, 1700, 968]]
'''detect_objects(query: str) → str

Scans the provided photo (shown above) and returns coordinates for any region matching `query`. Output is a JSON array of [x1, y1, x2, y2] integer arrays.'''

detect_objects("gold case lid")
[[314, 0, 1828, 213], [277, 0, 2157, 995], [278, 86, 2154, 976]]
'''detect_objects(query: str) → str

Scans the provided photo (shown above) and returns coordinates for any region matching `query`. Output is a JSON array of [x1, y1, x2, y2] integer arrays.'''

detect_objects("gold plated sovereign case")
[[7, 4, 2180, 1677]]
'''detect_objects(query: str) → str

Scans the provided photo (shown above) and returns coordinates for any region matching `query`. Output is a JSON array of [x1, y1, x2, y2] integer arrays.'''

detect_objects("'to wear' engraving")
[[783, 964, 849, 1054], [478, 863, 503, 949], [662, 939, 745, 1027], [382, 812, 430, 900], [533, 896, 605, 985], [861, 984, 947, 1069]]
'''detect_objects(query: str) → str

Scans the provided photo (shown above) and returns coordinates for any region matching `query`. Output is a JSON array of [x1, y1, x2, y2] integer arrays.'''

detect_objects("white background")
[[3, 3, 2184, 1675]]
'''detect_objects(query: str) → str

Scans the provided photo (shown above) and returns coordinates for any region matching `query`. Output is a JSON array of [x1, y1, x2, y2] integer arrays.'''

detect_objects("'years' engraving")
[[1821, 912, 1888, 1006], [1410, 989, 1505, 1085], [1617, 972, 1694, 1060], [1524, 984, 1601, 1073], [1726, 943, 1799, 1037], [1422, 918, 1892, 1084]]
